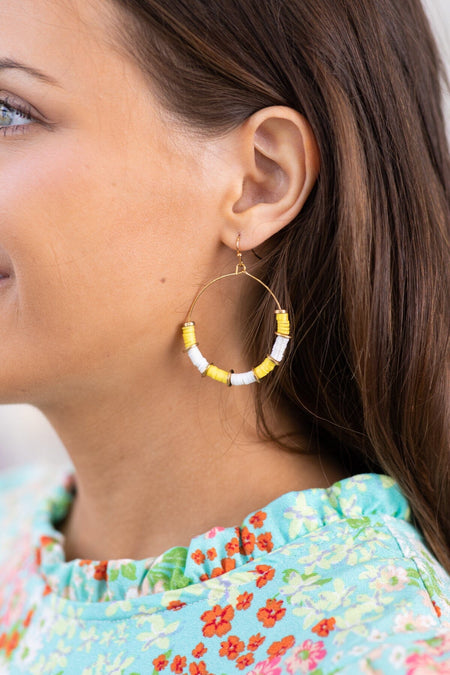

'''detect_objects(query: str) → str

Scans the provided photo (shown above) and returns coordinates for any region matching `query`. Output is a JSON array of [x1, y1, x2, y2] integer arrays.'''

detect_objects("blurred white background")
[[0, 0, 448, 471]]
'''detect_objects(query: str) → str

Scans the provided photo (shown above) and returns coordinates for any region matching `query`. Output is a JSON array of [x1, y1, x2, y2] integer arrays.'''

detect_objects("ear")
[[220, 106, 320, 250]]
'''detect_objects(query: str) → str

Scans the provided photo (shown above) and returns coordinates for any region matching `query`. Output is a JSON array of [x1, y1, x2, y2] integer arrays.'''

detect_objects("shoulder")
[[0, 462, 70, 546], [0, 461, 65, 506], [0, 460, 52, 486], [243, 477, 450, 674]]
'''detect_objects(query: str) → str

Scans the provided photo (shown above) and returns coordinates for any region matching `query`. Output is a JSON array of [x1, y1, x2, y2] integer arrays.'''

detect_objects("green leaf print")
[[146, 546, 191, 591], [422, 559, 448, 598], [282, 568, 300, 583], [171, 568, 192, 590], [161, 547, 188, 566], [422, 636, 447, 649], [347, 518, 370, 529], [108, 568, 119, 582], [121, 563, 137, 581]]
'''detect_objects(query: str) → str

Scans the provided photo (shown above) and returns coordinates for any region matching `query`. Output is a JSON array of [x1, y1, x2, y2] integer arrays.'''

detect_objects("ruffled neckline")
[[32, 472, 410, 603]]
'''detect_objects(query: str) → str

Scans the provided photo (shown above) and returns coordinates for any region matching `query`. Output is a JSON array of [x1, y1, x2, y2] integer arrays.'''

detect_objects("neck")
[[41, 367, 346, 562]]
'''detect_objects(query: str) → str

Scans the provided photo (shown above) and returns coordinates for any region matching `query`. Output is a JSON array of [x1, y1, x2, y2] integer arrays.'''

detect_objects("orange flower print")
[[211, 557, 237, 578], [224, 557, 237, 571], [201, 604, 235, 638], [189, 661, 208, 675], [167, 600, 187, 611], [249, 510, 267, 528], [43, 584, 52, 597], [0, 630, 20, 658], [94, 561, 108, 581], [171, 655, 187, 673], [432, 601, 442, 618], [236, 653, 255, 670], [79, 560, 93, 567], [219, 635, 245, 660], [248, 633, 266, 652], [267, 635, 295, 657], [152, 654, 169, 671], [192, 643, 207, 658], [255, 564, 275, 588], [23, 609, 34, 628], [40, 535, 54, 548], [191, 549, 206, 565], [241, 527, 256, 555], [257, 599, 286, 628], [225, 537, 240, 556], [312, 617, 336, 637], [8, 631, 20, 657], [236, 592, 253, 611], [206, 547, 217, 561], [256, 532, 274, 553]]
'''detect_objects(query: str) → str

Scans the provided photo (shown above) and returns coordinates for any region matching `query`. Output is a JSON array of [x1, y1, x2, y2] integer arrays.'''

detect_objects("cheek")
[[0, 135, 193, 394], [0, 143, 128, 318]]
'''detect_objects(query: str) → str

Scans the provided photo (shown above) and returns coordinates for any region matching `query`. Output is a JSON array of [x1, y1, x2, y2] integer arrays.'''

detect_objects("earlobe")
[[221, 106, 320, 250]]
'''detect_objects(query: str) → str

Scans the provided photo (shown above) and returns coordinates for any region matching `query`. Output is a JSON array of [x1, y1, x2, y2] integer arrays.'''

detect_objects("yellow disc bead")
[[206, 364, 230, 385], [276, 311, 290, 336], [253, 356, 277, 380], [182, 323, 198, 350]]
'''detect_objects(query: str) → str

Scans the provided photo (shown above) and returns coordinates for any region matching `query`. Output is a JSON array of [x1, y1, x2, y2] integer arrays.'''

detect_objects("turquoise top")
[[0, 464, 449, 674]]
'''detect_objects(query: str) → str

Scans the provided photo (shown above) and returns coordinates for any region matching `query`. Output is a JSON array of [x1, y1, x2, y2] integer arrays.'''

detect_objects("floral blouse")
[[0, 463, 449, 674]]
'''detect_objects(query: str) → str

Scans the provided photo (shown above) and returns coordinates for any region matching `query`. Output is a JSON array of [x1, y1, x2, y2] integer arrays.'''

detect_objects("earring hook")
[[236, 234, 246, 273]]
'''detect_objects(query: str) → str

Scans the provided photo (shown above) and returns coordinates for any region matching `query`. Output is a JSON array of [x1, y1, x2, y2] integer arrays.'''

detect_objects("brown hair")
[[110, 0, 450, 569]]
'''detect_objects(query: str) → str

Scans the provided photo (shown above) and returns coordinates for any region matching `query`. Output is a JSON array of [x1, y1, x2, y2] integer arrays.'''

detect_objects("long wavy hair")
[[109, 0, 450, 570]]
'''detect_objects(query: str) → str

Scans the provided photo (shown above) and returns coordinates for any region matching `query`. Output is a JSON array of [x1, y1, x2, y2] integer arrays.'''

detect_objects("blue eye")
[[0, 98, 34, 134]]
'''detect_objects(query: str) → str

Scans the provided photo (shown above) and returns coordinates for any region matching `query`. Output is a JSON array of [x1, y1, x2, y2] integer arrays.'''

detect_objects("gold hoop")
[[181, 237, 291, 386]]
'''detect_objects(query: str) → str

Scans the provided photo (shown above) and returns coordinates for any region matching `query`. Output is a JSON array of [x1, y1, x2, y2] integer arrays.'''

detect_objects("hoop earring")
[[181, 236, 291, 386]]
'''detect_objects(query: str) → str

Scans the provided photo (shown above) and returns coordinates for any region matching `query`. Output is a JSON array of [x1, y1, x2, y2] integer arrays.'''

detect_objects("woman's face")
[[0, 0, 225, 406]]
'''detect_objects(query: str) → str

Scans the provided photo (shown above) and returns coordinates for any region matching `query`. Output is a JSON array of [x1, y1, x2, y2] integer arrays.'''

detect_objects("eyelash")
[[0, 96, 35, 137]]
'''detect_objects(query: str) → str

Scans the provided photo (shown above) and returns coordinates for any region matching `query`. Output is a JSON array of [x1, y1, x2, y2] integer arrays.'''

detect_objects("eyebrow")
[[0, 58, 62, 88]]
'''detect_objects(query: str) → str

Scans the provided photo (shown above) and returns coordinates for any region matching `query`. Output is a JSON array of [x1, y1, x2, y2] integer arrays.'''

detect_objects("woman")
[[0, 0, 448, 672]]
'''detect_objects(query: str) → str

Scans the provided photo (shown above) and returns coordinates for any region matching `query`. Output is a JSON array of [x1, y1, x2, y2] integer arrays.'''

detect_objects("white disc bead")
[[187, 346, 209, 374], [230, 371, 257, 386], [186, 335, 289, 385], [270, 335, 290, 362]]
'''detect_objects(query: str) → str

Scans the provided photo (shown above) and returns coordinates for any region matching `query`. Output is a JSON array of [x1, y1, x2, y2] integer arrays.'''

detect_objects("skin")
[[0, 0, 346, 561]]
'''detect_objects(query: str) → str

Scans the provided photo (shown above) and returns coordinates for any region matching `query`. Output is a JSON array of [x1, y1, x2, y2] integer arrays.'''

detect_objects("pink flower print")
[[406, 653, 450, 675], [374, 565, 409, 592], [394, 611, 436, 633], [414, 633, 450, 658], [249, 656, 282, 675], [205, 527, 225, 539], [284, 640, 327, 674]]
